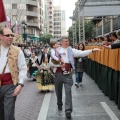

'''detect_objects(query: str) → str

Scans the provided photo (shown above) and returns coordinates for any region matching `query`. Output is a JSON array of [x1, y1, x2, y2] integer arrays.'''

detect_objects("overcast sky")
[[54, 0, 77, 31]]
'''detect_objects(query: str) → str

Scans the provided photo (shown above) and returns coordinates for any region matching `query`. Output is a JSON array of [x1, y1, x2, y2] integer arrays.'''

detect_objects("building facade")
[[54, 6, 66, 38], [3, 0, 44, 42], [44, 0, 54, 36]]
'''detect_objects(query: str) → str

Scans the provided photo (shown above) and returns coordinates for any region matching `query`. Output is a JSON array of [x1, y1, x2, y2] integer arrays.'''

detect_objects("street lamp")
[[39, 27, 42, 43], [45, 26, 47, 35], [22, 21, 27, 43]]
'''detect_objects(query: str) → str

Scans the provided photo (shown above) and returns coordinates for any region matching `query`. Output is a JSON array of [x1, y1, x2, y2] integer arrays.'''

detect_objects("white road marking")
[[100, 102, 119, 120], [37, 93, 51, 120]]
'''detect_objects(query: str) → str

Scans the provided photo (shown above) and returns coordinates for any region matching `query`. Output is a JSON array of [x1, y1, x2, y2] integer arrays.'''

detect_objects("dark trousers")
[[0, 84, 17, 120], [54, 73, 73, 113], [75, 72, 83, 83], [29, 66, 38, 77]]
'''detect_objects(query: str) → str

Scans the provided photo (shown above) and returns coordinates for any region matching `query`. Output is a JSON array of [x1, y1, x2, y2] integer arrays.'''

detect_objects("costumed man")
[[42, 47, 50, 63], [35, 50, 43, 66], [0, 27, 27, 120], [54, 36, 101, 119]]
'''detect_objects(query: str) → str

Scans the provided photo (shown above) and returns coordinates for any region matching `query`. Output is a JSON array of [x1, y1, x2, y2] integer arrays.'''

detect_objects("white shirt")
[[56, 47, 92, 63], [113, 39, 120, 44], [0, 45, 27, 84], [51, 48, 66, 61], [45, 53, 47, 57], [38, 54, 42, 63], [50, 48, 59, 61]]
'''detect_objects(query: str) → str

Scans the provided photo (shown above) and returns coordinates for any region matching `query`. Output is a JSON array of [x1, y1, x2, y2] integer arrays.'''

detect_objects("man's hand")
[[92, 48, 102, 52], [60, 58, 64, 63], [12, 85, 22, 96], [103, 45, 111, 49], [60, 63, 65, 68]]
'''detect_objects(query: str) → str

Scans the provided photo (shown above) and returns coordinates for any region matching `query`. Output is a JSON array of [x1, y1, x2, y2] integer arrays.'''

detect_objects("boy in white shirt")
[[49, 41, 70, 75]]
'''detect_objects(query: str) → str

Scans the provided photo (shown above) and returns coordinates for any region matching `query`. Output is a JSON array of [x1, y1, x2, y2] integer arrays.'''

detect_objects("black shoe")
[[32, 78, 36, 81], [66, 113, 71, 119], [75, 82, 79, 88], [58, 106, 62, 111]]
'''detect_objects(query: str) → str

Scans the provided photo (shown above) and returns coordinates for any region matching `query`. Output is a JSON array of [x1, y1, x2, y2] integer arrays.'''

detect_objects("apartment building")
[[4, 0, 44, 41], [54, 6, 66, 38], [44, 0, 54, 36]]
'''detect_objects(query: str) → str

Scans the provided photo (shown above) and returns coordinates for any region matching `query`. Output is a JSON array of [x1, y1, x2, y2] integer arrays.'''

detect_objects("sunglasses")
[[3, 34, 14, 37]]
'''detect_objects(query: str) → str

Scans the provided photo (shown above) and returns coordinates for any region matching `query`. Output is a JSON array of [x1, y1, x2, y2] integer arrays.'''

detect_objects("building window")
[[54, 31, 61, 34], [12, 4, 17, 9], [54, 22, 61, 25]]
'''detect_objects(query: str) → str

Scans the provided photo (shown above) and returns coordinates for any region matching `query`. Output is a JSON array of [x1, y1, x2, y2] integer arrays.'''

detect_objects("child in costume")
[[49, 40, 70, 75], [33, 57, 54, 91]]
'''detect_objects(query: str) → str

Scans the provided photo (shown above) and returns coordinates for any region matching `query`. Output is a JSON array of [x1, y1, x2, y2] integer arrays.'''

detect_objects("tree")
[[68, 20, 95, 42], [67, 27, 73, 42], [85, 20, 95, 40], [40, 34, 53, 44]]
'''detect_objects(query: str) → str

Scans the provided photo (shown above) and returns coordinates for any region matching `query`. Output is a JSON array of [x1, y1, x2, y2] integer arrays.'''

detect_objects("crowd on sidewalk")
[[85, 31, 120, 49]]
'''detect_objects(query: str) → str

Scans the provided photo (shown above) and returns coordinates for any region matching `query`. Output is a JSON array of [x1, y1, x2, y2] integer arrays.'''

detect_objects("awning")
[[31, 36, 39, 41]]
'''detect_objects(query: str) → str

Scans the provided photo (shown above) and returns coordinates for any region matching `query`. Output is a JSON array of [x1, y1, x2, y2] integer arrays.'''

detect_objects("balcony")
[[49, 23, 53, 27], [49, 6, 53, 10], [26, 11, 38, 17], [49, 25, 53, 28], [26, 0, 38, 6], [49, 18, 53, 22], [48, 8, 53, 13], [49, 14, 53, 17], [27, 22, 39, 28], [49, 21, 53, 24], [49, 27, 53, 31]]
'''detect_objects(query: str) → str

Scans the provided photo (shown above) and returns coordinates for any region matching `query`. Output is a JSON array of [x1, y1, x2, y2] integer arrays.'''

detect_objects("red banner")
[[0, 0, 6, 22]]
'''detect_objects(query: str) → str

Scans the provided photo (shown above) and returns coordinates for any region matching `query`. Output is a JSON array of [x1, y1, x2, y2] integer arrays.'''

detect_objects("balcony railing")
[[26, 0, 38, 6], [26, 11, 38, 17], [27, 22, 39, 27]]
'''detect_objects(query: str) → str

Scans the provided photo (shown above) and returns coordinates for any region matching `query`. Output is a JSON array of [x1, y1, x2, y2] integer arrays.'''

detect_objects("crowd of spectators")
[[86, 31, 120, 49]]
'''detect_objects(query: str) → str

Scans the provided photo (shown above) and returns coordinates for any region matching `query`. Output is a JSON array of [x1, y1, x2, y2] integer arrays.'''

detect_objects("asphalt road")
[[15, 73, 120, 120]]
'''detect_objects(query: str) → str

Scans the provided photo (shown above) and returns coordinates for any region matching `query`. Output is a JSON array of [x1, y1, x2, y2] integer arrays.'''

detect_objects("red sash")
[[0, 73, 13, 86], [56, 63, 71, 73]]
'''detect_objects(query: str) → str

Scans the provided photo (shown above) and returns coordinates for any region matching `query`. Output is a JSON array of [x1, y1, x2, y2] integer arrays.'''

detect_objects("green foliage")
[[68, 20, 95, 42], [67, 27, 73, 42], [85, 20, 95, 39], [40, 34, 53, 43]]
